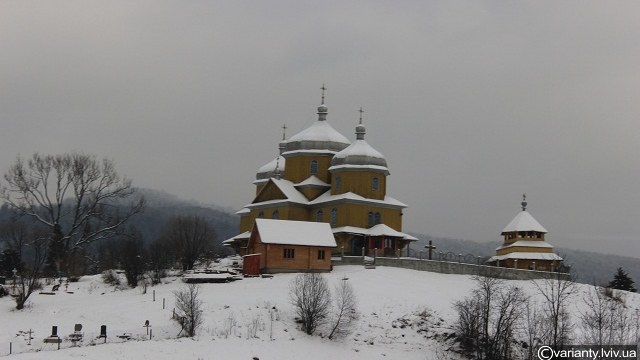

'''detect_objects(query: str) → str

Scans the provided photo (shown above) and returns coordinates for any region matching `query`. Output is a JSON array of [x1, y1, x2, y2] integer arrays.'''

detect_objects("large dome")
[[329, 122, 388, 173], [283, 104, 350, 155]]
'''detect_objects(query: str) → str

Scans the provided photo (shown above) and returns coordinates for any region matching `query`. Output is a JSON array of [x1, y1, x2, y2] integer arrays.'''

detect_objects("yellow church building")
[[224, 91, 416, 259], [487, 195, 563, 271]]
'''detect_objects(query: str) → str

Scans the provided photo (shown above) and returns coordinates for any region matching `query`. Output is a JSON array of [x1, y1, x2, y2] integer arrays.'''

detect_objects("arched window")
[[372, 177, 379, 191], [374, 212, 381, 225], [272, 210, 279, 219], [310, 160, 318, 175], [334, 176, 341, 192], [316, 209, 323, 222], [367, 212, 374, 227], [258, 211, 264, 218], [330, 208, 337, 226]]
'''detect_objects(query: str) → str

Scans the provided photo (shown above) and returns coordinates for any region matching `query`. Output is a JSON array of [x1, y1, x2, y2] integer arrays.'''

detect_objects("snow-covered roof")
[[253, 218, 337, 247], [332, 225, 417, 241], [488, 252, 563, 262], [236, 208, 250, 215], [501, 211, 548, 234], [284, 120, 350, 155], [256, 156, 285, 180], [310, 190, 407, 208], [222, 231, 250, 245], [294, 175, 330, 188], [496, 240, 554, 251], [329, 140, 388, 173]]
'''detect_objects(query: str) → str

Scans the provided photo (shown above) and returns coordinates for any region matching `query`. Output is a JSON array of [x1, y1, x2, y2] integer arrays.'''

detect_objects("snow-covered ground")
[[1, 265, 638, 359]]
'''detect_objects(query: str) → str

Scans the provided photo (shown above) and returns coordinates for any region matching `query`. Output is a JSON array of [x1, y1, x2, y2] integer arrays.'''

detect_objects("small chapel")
[[486, 195, 563, 271], [224, 88, 416, 268]]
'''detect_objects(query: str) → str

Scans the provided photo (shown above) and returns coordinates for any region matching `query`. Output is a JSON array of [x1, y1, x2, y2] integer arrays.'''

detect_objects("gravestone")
[[98, 325, 107, 343]]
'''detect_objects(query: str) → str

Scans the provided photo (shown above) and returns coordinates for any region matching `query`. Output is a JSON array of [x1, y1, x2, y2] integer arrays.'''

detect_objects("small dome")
[[329, 138, 388, 174], [256, 156, 285, 180]]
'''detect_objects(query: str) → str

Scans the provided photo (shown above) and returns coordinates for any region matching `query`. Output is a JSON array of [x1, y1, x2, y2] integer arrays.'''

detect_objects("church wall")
[[307, 203, 401, 230], [283, 155, 333, 184], [240, 205, 310, 233], [331, 170, 386, 200]]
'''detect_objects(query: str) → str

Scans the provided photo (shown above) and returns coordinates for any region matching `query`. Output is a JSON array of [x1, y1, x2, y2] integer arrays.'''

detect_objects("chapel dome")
[[283, 103, 350, 155]]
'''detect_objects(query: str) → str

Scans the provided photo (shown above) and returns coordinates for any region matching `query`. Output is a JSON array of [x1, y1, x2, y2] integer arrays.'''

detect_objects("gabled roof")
[[502, 211, 548, 234], [309, 190, 407, 208], [253, 219, 337, 247], [250, 178, 308, 207], [294, 175, 330, 188]]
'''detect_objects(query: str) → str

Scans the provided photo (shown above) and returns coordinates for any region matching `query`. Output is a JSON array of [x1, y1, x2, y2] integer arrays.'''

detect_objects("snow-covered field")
[[1, 265, 638, 359]]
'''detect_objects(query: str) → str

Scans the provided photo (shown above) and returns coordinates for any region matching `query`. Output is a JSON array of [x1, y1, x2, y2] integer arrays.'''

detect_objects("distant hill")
[[408, 233, 640, 286], [129, 188, 240, 245]]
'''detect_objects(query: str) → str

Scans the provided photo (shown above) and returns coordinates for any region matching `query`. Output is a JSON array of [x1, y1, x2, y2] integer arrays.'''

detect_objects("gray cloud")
[[1, 1, 639, 257]]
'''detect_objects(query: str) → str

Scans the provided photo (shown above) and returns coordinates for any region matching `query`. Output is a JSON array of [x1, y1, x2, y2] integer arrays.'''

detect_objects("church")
[[224, 89, 416, 265]]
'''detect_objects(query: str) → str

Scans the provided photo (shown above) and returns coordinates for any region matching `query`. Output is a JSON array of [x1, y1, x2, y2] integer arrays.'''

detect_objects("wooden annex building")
[[243, 219, 336, 274], [225, 89, 416, 273]]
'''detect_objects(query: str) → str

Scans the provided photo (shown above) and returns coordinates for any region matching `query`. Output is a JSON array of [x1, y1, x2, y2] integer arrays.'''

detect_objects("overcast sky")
[[1, 1, 639, 257]]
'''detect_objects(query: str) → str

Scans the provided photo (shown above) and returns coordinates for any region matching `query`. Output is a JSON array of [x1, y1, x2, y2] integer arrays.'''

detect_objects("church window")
[[316, 209, 323, 222], [335, 176, 341, 191], [310, 160, 318, 175], [284, 248, 295, 259], [330, 208, 337, 226], [367, 212, 374, 227], [374, 212, 381, 225], [372, 177, 379, 191], [258, 211, 264, 218], [272, 210, 279, 219], [317, 250, 325, 260]]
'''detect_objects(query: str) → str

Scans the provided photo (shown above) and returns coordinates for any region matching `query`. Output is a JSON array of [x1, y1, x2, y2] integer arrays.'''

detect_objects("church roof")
[[283, 102, 350, 156], [329, 118, 388, 173], [284, 121, 350, 155], [501, 211, 548, 234], [294, 175, 330, 188], [309, 190, 407, 208], [253, 219, 337, 247], [329, 140, 389, 173], [255, 155, 285, 181], [332, 224, 417, 241]]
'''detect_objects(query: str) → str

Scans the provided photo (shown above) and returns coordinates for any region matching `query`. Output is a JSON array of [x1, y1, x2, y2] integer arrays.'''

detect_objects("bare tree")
[[162, 216, 216, 271], [522, 300, 543, 360], [173, 284, 203, 337], [532, 274, 575, 349], [453, 276, 526, 360], [289, 273, 331, 335], [328, 279, 359, 340], [14, 235, 48, 310], [115, 230, 146, 288], [0, 153, 144, 276]]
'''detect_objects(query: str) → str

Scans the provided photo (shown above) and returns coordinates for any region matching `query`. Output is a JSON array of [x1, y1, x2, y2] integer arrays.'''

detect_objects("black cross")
[[425, 240, 436, 260]]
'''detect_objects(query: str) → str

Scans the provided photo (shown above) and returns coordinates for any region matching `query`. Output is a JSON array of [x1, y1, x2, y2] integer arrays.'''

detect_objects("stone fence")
[[334, 256, 570, 281]]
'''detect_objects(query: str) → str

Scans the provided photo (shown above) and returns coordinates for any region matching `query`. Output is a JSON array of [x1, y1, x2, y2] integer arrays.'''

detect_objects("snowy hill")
[[2, 265, 639, 359]]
